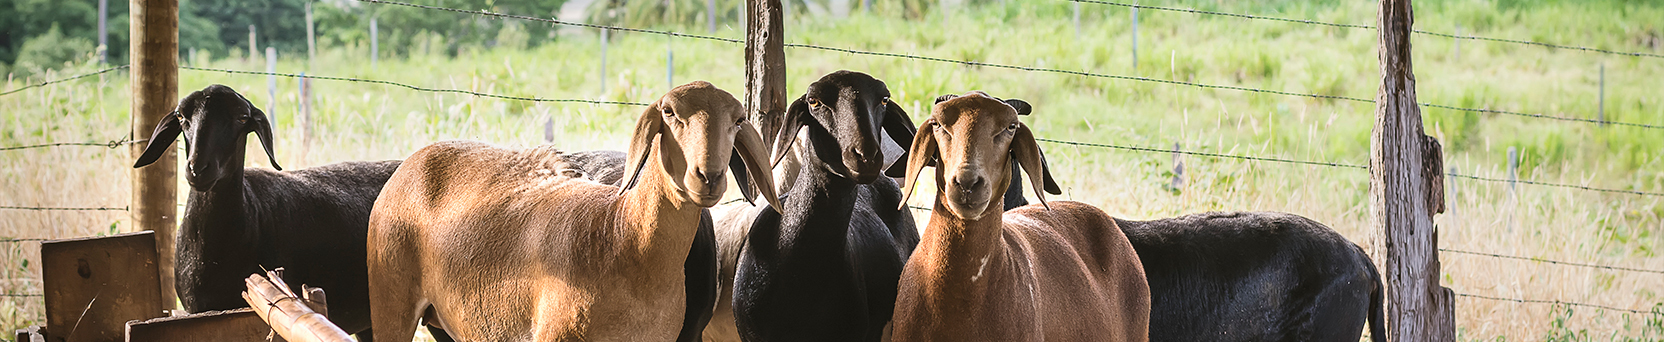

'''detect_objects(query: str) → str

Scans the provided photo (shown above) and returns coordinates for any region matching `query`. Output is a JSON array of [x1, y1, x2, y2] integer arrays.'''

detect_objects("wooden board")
[[125, 308, 284, 342], [42, 231, 165, 342]]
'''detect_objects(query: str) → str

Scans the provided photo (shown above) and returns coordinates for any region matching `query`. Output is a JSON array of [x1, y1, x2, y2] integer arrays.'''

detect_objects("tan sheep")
[[891, 91, 1150, 342], [366, 81, 780, 341]]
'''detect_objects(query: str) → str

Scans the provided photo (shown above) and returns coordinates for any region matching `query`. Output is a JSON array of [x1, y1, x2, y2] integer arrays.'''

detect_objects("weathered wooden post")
[[131, 0, 180, 310], [745, 0, 787, 145], [1371, 0, 1454, 340]]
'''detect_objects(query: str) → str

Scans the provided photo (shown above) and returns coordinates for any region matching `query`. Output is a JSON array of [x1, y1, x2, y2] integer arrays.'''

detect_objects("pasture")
[[2, 0, 1661, 340]]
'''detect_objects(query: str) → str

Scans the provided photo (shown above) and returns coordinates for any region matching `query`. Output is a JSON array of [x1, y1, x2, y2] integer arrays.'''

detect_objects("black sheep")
[[1114, 212, 1385, 342], [133, 85, 433, 341], [732, 70, 921, 341]]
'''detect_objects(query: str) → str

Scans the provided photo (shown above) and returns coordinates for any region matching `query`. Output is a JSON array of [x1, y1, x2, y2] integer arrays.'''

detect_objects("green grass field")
[[3, 0, 1662, 340]]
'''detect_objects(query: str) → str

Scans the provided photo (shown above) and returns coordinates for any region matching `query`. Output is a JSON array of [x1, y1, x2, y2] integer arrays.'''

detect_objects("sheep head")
[[898, 92, 1060, 220], [134, 84, 280, 189], [772, 70, 916, 184], [620, 81, 782, 210]]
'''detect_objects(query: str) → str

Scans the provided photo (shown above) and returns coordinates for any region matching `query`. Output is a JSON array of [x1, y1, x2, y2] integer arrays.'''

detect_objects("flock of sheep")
[[131, 70, 1385, 341]]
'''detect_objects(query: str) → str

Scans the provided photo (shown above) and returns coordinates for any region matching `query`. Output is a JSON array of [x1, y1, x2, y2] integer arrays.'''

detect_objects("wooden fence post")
[[131, 0, 180, 310], [745, 0, 787, 147], [1371, 0, 1454, 340]]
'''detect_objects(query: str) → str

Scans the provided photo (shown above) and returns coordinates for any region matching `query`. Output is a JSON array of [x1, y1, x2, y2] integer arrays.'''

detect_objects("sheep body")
[[369, 141, 693, 341], [367, 81, 776, 341], [1116, 211, 1384, 342]]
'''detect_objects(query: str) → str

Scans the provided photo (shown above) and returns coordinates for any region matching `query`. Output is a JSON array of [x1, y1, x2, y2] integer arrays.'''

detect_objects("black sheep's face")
[[176, 86, 278, 188], [782, 70, 906, 184]]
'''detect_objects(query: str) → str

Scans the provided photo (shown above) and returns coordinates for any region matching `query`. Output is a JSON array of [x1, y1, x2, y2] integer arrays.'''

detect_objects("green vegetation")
[[3, 0, 1663, 340]]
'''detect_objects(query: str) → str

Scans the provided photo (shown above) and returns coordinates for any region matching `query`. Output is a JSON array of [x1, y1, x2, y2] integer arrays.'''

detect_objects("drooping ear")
[[882, 99, 917, 178], [771, 95, 810, 167], [1004, 99, 1032, 116], [133, 111, 183, 168], [933, 94, 959, 104], [896, 118, 939, 210], [729, 150, 754, 202], [1011, 123, 1062, 209], [619, 103, 666, 195], [734, 121, 783, 210], [248, 105, 283, 171]]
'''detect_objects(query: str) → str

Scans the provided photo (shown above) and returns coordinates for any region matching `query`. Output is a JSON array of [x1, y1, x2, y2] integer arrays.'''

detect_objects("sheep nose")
[[952, 175, 986, 192], [693, 167, 718, 186]]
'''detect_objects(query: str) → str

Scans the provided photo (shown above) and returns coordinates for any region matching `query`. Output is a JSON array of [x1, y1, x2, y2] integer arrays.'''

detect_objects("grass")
[[3, 0, 1663, 340]]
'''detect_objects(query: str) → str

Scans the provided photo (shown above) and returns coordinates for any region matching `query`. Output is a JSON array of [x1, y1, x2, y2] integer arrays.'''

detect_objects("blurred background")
[[2, 0, 1662, 340]]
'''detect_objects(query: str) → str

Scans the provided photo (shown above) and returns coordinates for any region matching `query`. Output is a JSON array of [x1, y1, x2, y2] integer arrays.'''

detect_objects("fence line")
[[355, 0, 1663, 131], [0, 65, 130, 97], [1441, 248, 1664, 275], [181, 66, 651, 106], [1066, 0, 1664, 60], [1445, 172, 1664, 197], [0, 205, 129, 211], [0, 238, 50, 243], [1454, 291, 1657, 315], [0, 293, 43, 298], [0, 139, 140, 153]]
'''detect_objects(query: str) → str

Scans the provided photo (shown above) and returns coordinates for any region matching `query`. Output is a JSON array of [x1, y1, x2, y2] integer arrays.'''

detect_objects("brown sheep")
[[366, 81, 780, 341], [891, 91, 1150, 342]]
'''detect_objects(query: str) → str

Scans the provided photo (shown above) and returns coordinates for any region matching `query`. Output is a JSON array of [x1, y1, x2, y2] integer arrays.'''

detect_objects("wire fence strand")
[[1066, 0, 1664, 60], [0, 65, 130, 97], [0, 238, 50, 244], [180, 66, 651, 107], [0, 139, 141, 152], [1441, 249, 1664, 275], [1454, 292, 1658, 315], [0, 206, 129, 211]]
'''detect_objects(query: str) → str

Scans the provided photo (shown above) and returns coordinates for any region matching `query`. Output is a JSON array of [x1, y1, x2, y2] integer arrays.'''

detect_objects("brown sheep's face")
[[620, 81, 781, 210], [899, 92, 1059, 220]]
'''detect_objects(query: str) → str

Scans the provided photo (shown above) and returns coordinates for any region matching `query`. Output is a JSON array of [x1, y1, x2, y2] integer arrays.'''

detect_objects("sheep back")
[[1116, 211, 1378, 342]]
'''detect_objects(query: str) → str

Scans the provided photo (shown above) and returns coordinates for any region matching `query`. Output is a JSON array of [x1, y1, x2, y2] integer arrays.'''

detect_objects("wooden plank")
[[129, 0, 180, 309], [1371, 0, 1452, 340], [744, 0, 787, 146], [41, 231, 165, 342], [125, 309, 282, 342]]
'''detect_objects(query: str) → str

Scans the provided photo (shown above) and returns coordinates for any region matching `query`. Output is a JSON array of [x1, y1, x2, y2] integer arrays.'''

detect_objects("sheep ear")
[[735, 121, 783, 210], [728, 150, 755, 202], [771, 96, 809, 167], [248, 106, 282, 171], [897, 118, 939, 210], [882, 99, 917, 178], [1005, 99, 1032, 116], [133, 111, 183, 168], [1011, 123, 1061, 209], [620, 103, 666, 195]]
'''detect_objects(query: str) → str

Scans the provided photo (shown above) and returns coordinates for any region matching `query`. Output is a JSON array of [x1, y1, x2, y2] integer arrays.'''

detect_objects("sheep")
[[131, 84, 410, 341], [555, 149, 721, 342], [365, 81, 780, 341], [891, 91, 1150, 341], [729, 70, 921, 341], [1113, 213, 1385, 342], [988, 150, 1387, 342]]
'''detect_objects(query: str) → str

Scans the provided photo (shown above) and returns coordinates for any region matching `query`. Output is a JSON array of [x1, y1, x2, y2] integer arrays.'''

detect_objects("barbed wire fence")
[[1, 0, 1660, 329]]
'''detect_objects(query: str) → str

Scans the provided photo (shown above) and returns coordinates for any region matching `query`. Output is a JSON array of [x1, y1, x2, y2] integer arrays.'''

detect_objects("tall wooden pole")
[[1372, 0, 1451, 340], [131, 0, 180, 310], [745, 0, 786, 146]]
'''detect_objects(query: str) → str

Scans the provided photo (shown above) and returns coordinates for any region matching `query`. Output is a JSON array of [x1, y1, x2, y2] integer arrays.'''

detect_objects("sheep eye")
[[1007, 123, 1019, 131], [662, 107, 675, 117], [807, 98, 820, 108]]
